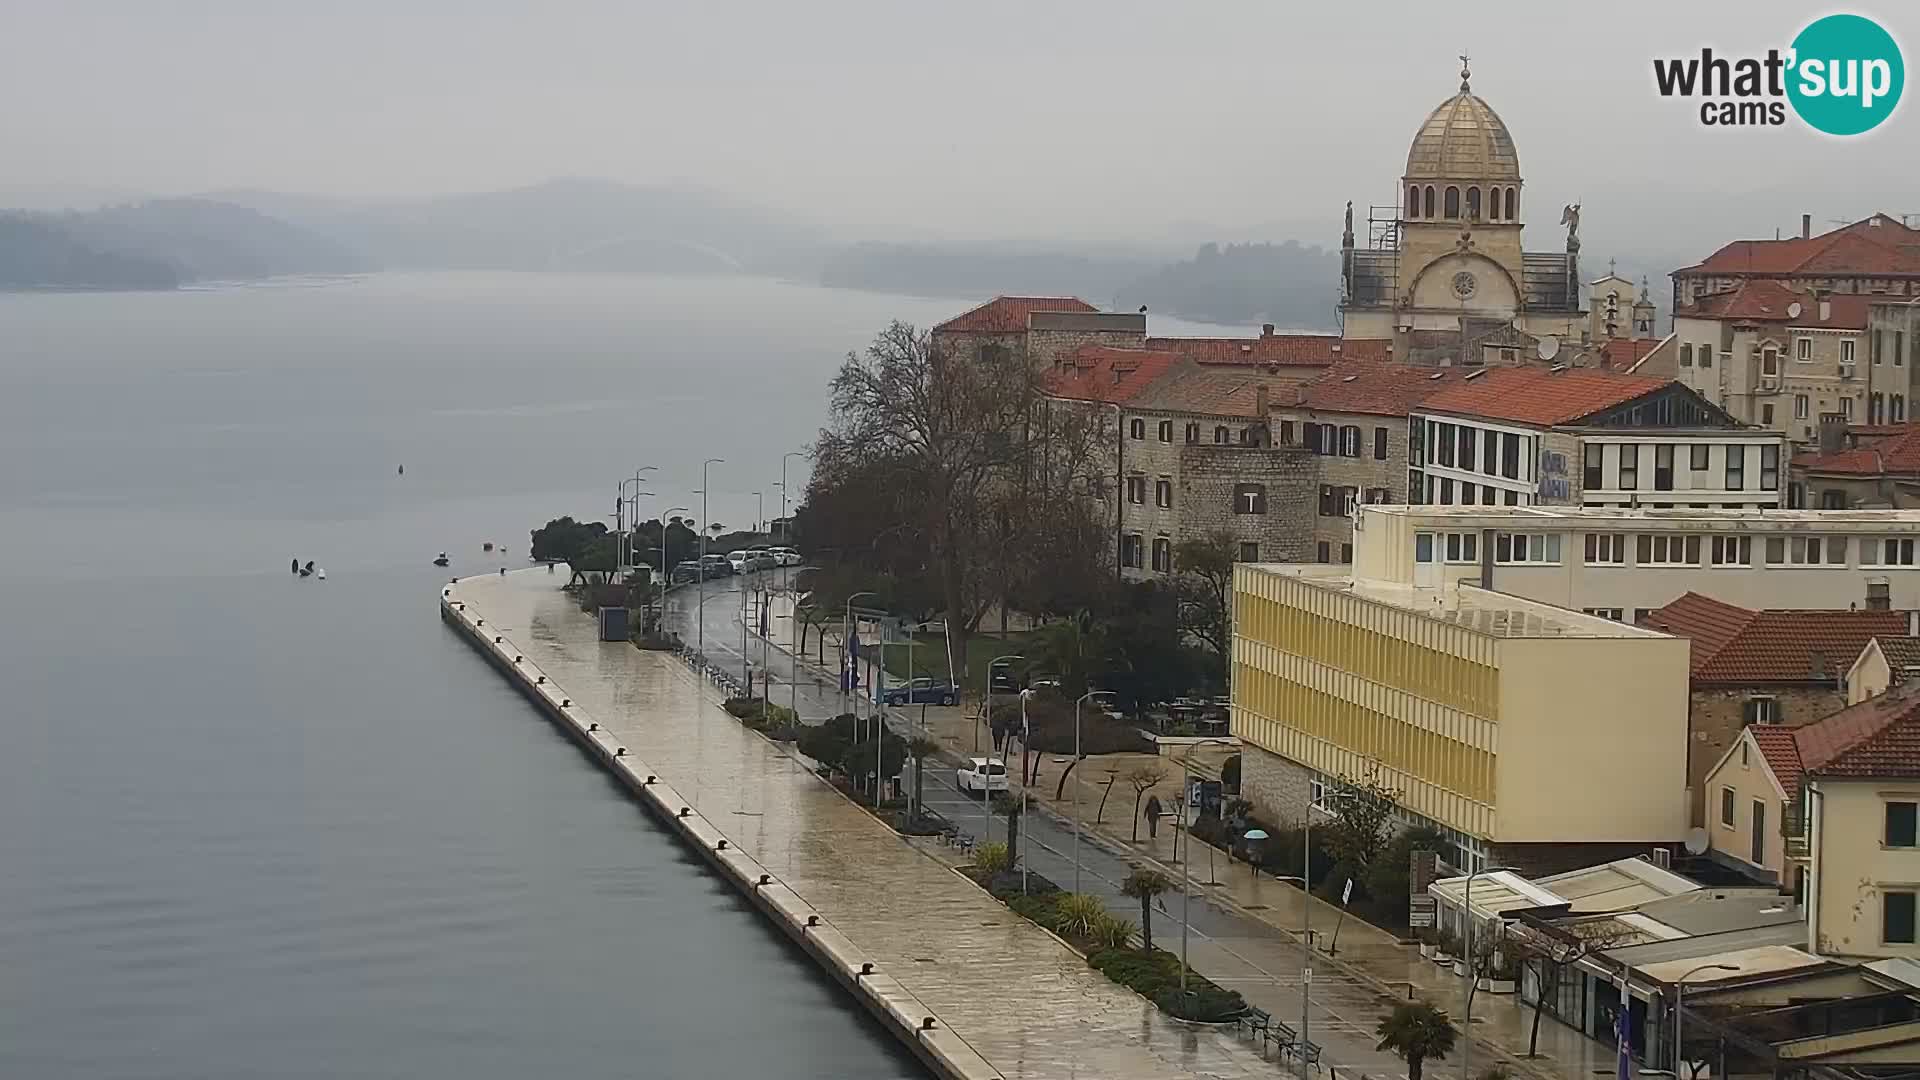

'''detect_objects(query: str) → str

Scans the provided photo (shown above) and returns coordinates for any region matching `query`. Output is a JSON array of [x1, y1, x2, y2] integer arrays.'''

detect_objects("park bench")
[[1236, 1006, 1272, 1041], [1268, 1020, 1298, 1057], [1299, 1040, 1323, 1071]]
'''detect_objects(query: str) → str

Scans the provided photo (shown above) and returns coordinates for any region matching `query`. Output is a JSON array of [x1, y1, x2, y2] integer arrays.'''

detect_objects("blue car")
[[880, 678, 959, 706]]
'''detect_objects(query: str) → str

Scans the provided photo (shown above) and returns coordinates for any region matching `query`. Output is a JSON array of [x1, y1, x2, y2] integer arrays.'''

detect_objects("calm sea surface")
[[0, 271, 1042, 1080]]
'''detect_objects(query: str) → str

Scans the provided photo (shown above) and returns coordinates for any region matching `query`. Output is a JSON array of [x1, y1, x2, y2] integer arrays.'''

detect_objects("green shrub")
[[1009, 893, 1064, 931], [1053, 893, 1108, 940], [1090, 914, 1136, 951], [1155, 985, 1247, 1023], [973, 841, 1011, 875]]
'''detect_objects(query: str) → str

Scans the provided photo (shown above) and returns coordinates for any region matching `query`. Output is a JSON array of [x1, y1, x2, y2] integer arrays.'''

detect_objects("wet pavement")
[[665, 574, 1619, 1080], [456, 569, 1290, 1080]]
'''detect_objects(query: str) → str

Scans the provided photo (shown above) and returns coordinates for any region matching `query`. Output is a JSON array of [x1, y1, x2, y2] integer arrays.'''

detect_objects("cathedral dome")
[[1404, 70, 1520, 182]]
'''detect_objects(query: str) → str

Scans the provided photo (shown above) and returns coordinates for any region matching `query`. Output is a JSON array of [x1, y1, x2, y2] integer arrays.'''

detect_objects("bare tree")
[[1172, 530, 1236, 661], [815, 322, 1105, 690], [1513, 919, 1632, 1058], [1126, 765, 1167, 842], [1324, 763, 1404, 882]]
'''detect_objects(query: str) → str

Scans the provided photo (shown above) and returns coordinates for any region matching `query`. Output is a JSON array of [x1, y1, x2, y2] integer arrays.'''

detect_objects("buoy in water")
[[397, 464, 404, 475], [316, 568, 327, 580]]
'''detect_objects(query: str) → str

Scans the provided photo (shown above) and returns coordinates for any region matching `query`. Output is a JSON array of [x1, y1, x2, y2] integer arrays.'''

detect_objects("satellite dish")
[[1683, 827, 1709, 855], [1537, 335, 1561, 361], [1787, 301, 1803, 319]]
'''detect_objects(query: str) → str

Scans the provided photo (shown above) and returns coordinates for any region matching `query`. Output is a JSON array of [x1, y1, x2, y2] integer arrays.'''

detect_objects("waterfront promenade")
[[447, 569, 1283, 1080]]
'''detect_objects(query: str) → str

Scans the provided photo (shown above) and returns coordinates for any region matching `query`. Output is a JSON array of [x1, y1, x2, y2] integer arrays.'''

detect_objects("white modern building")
[[1351, 505, 1920, 616]]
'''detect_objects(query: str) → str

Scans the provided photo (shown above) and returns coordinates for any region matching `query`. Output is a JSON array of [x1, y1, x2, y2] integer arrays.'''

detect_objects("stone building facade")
[[1172, 441, 1315, 567], [1671, 213, 1920, 312]]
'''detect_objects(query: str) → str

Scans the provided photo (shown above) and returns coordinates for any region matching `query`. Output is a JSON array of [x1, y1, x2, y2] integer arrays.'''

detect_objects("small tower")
[[1632, 276, 1657, 339]]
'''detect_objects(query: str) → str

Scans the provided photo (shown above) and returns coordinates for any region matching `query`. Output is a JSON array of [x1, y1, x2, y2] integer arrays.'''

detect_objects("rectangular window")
[[1762, 348, 1778, 376], [1415, 533, 1435, 563], [1655, 445, 1675, 490], [1436, 423, 1455, 467], [1150, 537, 1172, 572], [1619, 444, 1638, 490], [1121, 533, 1143, 568], [1887, 802, 1918, 848], [1886, 891, 1917, 945], [1720, 786, 1736, 827], [1461, 481, 1476, 505], [1342, 425, 1361, 458], [1582, 607, 1625, 621], [1442, 532, 1479, 564], [1898, 330, 1907, 367], [1126, 475, 1145, 504], [1155, 479, 1172, 508], [1129, 418, 1145, 440], [1458, 427, 1475, 471], [1157, 419, 1172, 442], [1847, 338, 1859, 366], [1316, 541, 1330, 562], [1339, 542, 1353, 564], [1483, 430, 1498, 475], [1374, 426, 1389, 461], [1898, 395, 1909, 422], [1637, 534, 1701, 566], [1711, 535, 1751, 567], [1700, 344, 1713, 368], [1502, 433, 1521, 479], [1797, 337, 1813, 361], [1681, 343, 1694, 367], [1318, 485, 1336, 517], [1844, 396, 1855, 419], [1794, 394, 1809, 420], [1185, 423, 1200, 444], [1278, 420, 1294, 445], [1496, 533, 1562, 565], [1743, 696, 1780, 725], [1504, 489, 1519, 505], [1237, 541, 1259, 563], [1867, 538, 1919, 567], [1584, 444, 1604, 490], [1760, 445, 1779, 491], [1584, 532, 1626, 565], [1726, 445, 1745, 490], [1365, 487, 1392, 504], [1342, 487, 1359, 516], [1691, 443, 1711, 471], [1439, 478, 1454, 505]]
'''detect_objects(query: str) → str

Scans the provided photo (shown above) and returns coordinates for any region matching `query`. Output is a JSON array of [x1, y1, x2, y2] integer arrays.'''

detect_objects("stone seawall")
[[438, 585, 1001, 1080]]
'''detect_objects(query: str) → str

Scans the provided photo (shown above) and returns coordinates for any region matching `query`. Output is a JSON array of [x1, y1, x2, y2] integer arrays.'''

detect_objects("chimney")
[[1254, 384, 1270, 419], [1818, 413, 1848, 454], [1802, 213, 1812, 240], [1262, 323, 1276, 338]]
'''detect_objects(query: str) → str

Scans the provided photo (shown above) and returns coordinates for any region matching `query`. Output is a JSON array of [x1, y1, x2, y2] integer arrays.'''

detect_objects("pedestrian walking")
[[1144, 794, 1163, 840]]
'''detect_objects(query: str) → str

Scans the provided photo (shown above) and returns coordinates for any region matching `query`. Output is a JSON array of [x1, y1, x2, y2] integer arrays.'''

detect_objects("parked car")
[[670, 560, 702, 584], [956, 757, 1009, 796], [699, 553, 733, 577], [989, 669, 1019, 694], [726, 550, 750, 574], [770, 547, 801, 566], [879, 678, 959, 706], [748, 553, 776, 572]]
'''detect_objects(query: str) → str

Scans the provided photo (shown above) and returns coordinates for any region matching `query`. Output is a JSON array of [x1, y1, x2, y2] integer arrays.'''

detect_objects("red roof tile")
[[1795, 424, 1920, 476], [1792, 682, 1920, 782], [1043, 345, 1183, 405], [1749, 726, 1806, 799], [1598, 337, 1663, 371], [1674, 279, 1872, 329], [1133, 364, 1322, 417], [1414, 366, 1672, 426], [1145, 334, 1388, 367], [1643, 592, 1907, 684], [1676, 215, 1920, 278], [1286, 363, 1463, 417], [934, 295, 1097, 333]]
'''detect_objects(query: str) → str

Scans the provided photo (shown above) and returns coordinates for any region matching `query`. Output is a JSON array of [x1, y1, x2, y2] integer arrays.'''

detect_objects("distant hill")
[[47, 199, 364, 281], [0, 216, 179, 290], [214, 178, 828, 276], [820, 242, 1158, 303], [1114, 241, 1340, 329]]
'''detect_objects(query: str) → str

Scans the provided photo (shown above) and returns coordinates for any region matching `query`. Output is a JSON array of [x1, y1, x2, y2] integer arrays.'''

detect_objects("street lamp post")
[[984, 655, 1021, 755], [1018, 688, 1034, 894], [844, 591, 876, 726], [697, 458, 724, 657], [659, 505, 689, 631], [752, 490, 764, 535], [1176, 738, 1238, 1005], [1672, 963, 1738, 1080], [1071, 690, 1103, 894], [1301, 785, 1362, 1080], [1461, 863, 1520, 1080]]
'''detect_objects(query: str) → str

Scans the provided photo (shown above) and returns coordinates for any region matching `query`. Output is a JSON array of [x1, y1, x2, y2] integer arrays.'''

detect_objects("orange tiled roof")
[[1287, 363, 1462, 417], [1749, 726, 1806, 799], [1145, 333, 1388, 367], [1643, 591, 1907, 684], [1674, 279, 1872, 329], [1133, 364, 1322, 418], [1598, 337, 1663, 371], [934, 295, 1097, 333], [1414, 366, 1671, 426], [1792, 682, 1920, 782], [1676, 214, 1920, 278], [1043, 345, 1183, 405], [1795, 424, 1920, 476]]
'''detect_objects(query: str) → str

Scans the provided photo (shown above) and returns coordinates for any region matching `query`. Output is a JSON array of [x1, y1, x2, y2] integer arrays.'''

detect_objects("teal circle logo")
[[1788, 14, 1904, 135]]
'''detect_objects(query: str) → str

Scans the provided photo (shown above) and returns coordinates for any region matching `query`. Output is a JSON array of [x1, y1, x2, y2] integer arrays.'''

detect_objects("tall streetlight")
[[844, 591, 876, 724], [752, 491, 764, 535], [619, 466, 657, 572], [1174, 738, 1238, 1006], [1300, 784, 1362, 1080], [1671, 963, 1738, 1080], [1070, 689, 1105, 894], [984, 655, 1022, 754], [1460, 863, 1519, 1080], [697, 458, 724, 657]]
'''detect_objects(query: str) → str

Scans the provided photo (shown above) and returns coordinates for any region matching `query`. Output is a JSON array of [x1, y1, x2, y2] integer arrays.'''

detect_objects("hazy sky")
[[4, 1, 1916, 260]]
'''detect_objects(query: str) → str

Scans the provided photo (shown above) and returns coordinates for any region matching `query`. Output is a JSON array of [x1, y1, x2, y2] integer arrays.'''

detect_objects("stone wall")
[[1270, 409, 1408, 561], [1175, 442, 1316, 564], [1026, 326, 1148, 372], [1687, 685, 1846, 824], [1238, 744, 1313, 826]]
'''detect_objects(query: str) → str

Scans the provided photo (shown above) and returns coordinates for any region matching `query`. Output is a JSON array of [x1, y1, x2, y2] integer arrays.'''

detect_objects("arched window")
[[1505, 187, 1517, 219], [1443, 186, 1460, 219], [1423, 186, 1435, 218], [1490, 188, 1504, 220], [1407, 185, 1420, 218], [1465, 186, 1481, 220]]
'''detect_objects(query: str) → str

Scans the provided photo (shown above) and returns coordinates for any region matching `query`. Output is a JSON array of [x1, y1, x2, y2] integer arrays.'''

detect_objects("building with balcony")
[[1671, 280, 1876, 442], [1406, 366, 1785, 511], [1349, 504, 1920, 614], [1231, 560, 1689, 872]]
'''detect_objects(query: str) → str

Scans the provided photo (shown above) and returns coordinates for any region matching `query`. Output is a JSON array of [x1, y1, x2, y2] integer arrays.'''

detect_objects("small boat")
[[483, 542, 494, 553], [299, 560, 314, 578], [433, 552, 450, 567], [316, 568, 327, 580]]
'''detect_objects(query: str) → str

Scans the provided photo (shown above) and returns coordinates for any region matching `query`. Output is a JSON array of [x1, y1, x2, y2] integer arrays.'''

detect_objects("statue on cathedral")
[[1560, 202, 1582, 254]]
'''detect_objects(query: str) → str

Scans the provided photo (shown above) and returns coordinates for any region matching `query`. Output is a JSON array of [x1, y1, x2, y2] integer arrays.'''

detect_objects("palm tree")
[[905, 735, 940, 819], [1375, 1000, 1458, 1080], [1120, 869, 1173, 951]]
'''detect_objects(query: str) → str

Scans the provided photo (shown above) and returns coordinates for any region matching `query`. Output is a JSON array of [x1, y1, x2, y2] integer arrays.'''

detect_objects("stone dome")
[[1404, 83, 1520, 182]]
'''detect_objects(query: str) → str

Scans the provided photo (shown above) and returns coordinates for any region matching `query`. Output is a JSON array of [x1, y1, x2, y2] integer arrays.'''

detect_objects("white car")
[[956, 756, 1009, 797], [771, 547, 802, 566], [726, 550, 749, 574]]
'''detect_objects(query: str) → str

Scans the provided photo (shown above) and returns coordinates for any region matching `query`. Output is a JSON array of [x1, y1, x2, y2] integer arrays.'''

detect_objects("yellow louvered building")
[[1231, 562, 1690, 870]]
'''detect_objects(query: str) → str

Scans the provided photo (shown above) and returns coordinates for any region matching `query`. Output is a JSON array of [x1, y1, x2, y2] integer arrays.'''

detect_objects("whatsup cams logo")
[[1653, 13, 1903, 134]]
